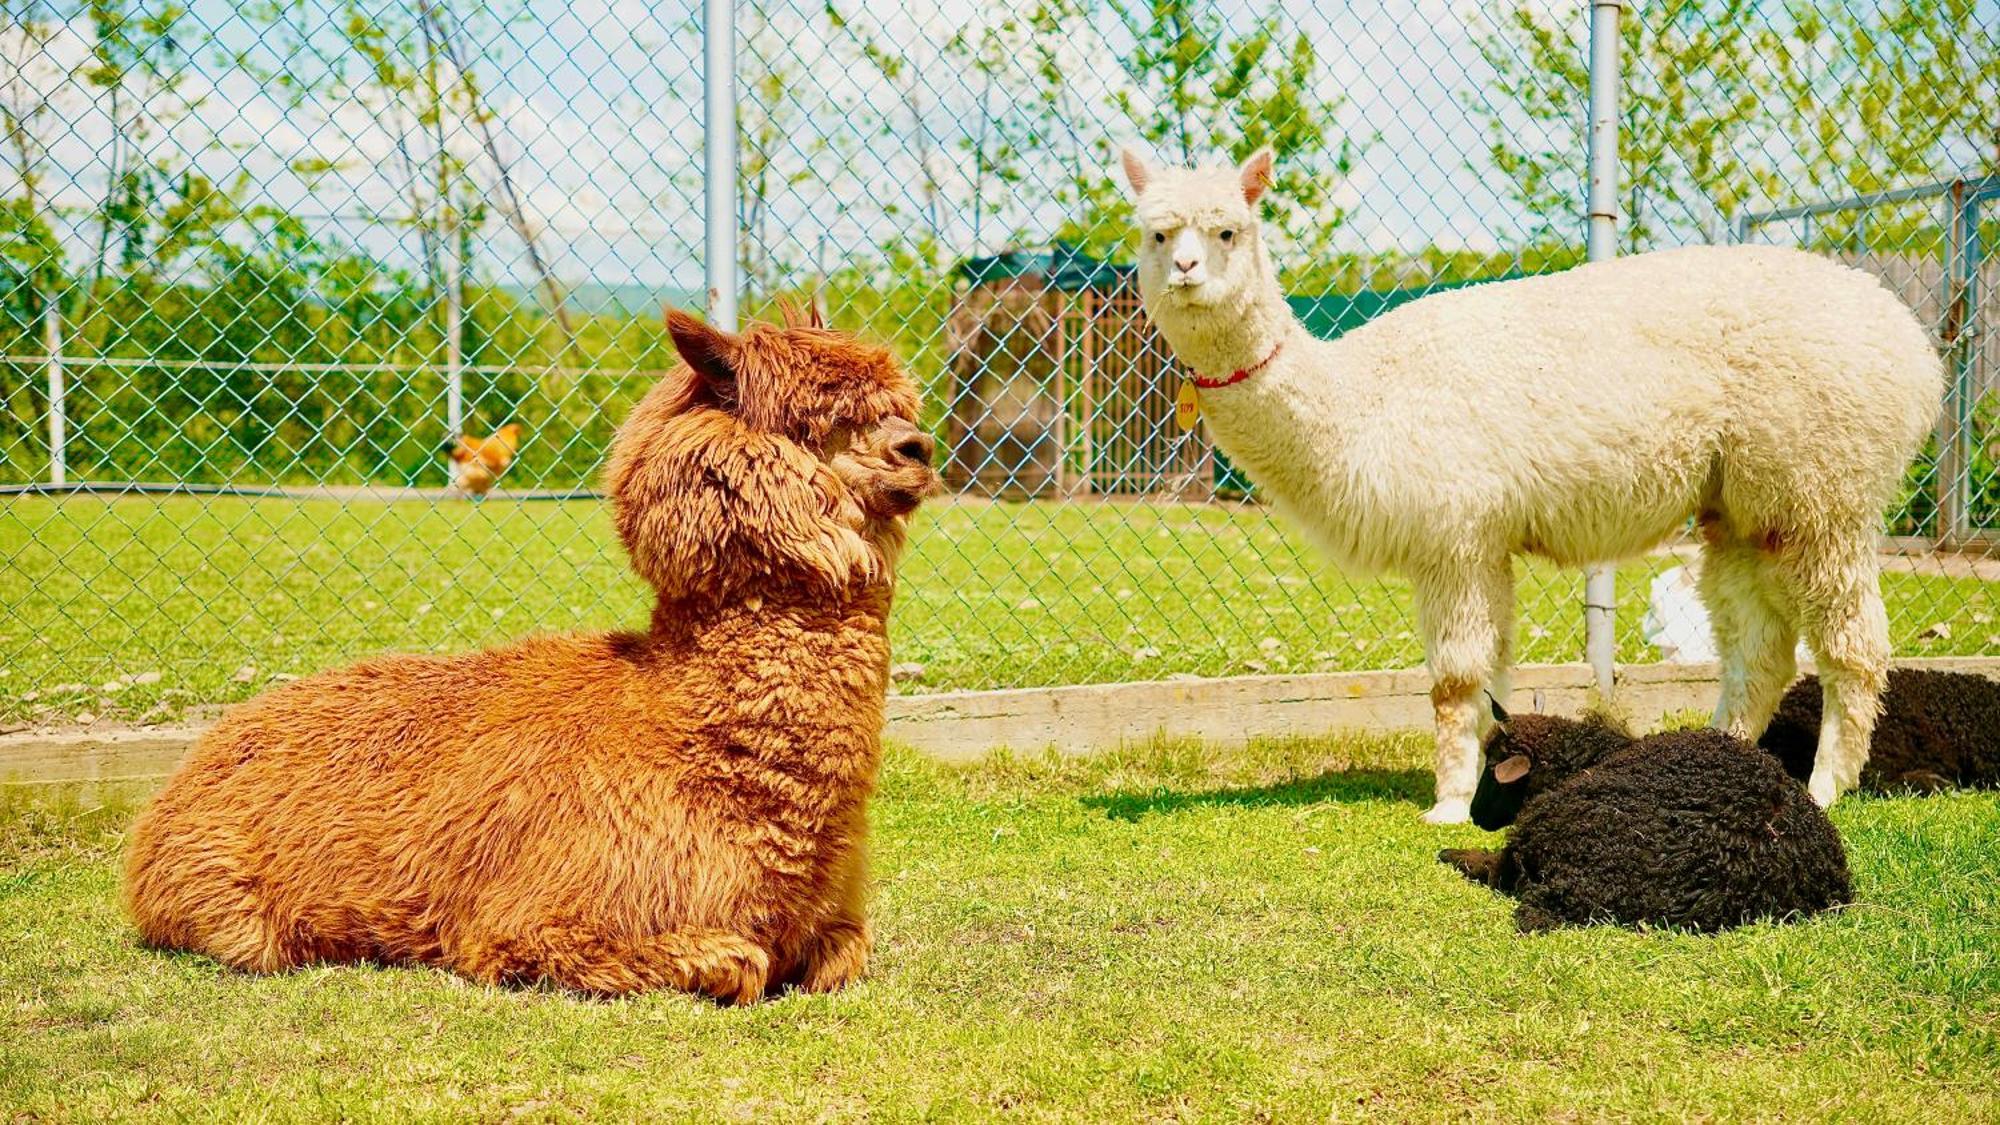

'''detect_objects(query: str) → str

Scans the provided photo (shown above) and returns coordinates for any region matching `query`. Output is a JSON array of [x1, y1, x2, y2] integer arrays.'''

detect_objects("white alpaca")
[[1120, 147, 1942, 823]]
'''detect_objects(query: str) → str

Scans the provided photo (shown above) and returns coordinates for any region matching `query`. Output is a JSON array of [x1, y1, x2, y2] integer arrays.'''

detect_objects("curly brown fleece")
[[123, 308, 938, 1003]]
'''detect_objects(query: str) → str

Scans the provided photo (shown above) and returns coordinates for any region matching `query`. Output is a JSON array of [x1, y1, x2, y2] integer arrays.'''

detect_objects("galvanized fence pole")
[[703, 0, 738, 332], [445, 243, 465, 468], [1941, 181, 1980, 546], [44, 293, 65, 487], [1583, 0, 1623, 699]]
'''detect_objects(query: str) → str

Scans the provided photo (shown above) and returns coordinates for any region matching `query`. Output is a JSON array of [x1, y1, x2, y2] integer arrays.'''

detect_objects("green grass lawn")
[[3, 735, 1997, 1120], [3, 494, 1997, 726]]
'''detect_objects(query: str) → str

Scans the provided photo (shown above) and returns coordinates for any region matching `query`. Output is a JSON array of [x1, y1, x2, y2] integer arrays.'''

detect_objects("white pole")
[[44, 293, 65, 487], [703, 0, 738, 331], [445, 239, 464, 449], [1583, 0, 1623, 699]]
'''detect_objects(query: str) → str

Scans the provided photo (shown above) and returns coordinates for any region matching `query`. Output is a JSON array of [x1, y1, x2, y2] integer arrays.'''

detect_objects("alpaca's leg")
[[1476, 559, 1515, 735], [789, 843, 871, 994], [453, 922, 772, 1003], [1415, 573, 1499, 824], [1699, 539, 1798, 740], [1787, 546, 1890, 806], [124, 821, 299, 974]]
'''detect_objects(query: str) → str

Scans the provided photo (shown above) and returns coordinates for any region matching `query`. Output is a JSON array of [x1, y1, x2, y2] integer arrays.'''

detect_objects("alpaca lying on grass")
[[1761, 668, 2000, 793], [1441, 706, 1851, 933], [124, 308, 939, 1002], [1119, 146, 1941, 822]]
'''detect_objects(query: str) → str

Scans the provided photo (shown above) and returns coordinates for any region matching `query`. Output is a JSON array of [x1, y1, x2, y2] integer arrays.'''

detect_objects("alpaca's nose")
[[1173, 257, 1199, 274], [891, 430, 935, 466]]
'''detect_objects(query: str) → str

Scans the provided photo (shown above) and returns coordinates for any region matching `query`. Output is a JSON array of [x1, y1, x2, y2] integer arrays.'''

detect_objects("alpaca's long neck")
[[1152, 268, 1301, 384], [646, 586, 894, 769], [649, 587, 893, 676]]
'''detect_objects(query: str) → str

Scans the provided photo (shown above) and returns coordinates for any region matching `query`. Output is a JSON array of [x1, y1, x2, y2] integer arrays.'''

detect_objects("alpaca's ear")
[[666, 307, 740, 407], [1119, 147, 1154, 196], [1238, 146, 1275, 205], [1493, 754, 1532, 784]]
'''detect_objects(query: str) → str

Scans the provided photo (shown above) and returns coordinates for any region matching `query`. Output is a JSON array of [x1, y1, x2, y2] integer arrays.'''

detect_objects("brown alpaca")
[[123, 308, 937, 1003]]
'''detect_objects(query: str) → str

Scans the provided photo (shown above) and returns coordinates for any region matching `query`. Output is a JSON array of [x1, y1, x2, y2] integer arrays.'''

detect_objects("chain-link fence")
[[3, 0, 1998, 728]]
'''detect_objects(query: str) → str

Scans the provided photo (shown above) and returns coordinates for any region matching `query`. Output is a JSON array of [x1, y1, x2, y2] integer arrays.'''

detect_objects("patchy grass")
[[3, 735, 1998, 1120], [3, 495, 1995, 725]]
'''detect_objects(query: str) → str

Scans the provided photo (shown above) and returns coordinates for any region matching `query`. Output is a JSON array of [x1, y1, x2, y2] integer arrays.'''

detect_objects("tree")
[[1, 0, 78, 338], [1470, 0, 1767, 251], [71, 0, 196, 339], [824, 0, 947, 257], [1473, 0, 2000, 251], [1761, 0, 2000, 206], [943, 12, 1031, 257], [415, 0, 574, 344], [1060, 0, 1360, 269], [739, 2, 839, 299], [245, 0, 573, 353]]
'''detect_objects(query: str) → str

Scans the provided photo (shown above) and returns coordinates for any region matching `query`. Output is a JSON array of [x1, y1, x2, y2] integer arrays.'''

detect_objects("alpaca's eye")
[[1153, 231, 1165, 244], [1219, 229, 1235, 242]]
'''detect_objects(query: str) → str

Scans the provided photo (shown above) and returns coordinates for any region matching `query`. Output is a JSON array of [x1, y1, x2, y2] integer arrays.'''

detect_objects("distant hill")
[[505, 283, 705, 319]]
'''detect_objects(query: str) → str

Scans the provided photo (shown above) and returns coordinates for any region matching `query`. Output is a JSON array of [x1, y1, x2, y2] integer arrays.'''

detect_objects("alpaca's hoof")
[[1422, 799, 1471, 825], [1807, 774, 1841, 808]]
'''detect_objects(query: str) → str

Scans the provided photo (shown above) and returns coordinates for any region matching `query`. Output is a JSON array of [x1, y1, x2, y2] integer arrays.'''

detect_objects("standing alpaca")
[[124, 309, 939, 1002], [1119, 146, 1941, 822]]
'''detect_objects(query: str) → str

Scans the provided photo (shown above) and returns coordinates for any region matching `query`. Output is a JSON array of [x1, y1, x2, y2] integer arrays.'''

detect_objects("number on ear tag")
[[1175, 380, 1200, 431]]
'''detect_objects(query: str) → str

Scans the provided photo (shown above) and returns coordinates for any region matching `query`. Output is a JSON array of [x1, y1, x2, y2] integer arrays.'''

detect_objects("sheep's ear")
[[1119, 147, 1154, 196], [665, 307, 740, 409], [1493, 754, 1532, 784], [1238, 146, 1275, 205], [1488, 693, 1511, 727]]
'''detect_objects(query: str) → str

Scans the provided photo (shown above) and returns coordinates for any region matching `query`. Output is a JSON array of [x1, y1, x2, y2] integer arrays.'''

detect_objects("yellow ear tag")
[[1175, 379, 1200, 431]]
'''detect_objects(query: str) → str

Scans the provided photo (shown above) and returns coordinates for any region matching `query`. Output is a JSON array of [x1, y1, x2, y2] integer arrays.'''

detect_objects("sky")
[[2, 0, 1588, 296], [10, 0, 1986, 298]]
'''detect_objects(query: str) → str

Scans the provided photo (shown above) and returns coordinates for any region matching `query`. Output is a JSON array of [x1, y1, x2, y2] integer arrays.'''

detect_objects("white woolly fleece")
[[1125, 153, 1943, 821], [1192, 245, 1937, 575]]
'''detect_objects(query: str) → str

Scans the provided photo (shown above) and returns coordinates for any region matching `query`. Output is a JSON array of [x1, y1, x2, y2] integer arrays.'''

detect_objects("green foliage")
[[0, 195, 60, 336], [1064, 0, 1360, 264], [1895, 393, 2000, 538], [1472, 0, 1769, 248], [1475, 0, 2000, 247]]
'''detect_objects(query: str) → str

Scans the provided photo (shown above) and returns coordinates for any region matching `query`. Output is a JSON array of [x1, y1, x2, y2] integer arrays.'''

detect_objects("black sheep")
[[1759, 668, 2000, 793], [1440, 706, 1852, 933]]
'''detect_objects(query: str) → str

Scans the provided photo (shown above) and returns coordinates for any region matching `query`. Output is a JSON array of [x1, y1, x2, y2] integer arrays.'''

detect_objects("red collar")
[[1190, 341, 1283, 389]]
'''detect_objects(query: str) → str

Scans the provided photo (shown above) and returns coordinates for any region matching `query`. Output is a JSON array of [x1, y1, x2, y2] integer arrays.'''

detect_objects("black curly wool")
[[1469, 711, 1636, 830], [1759, 668, 2000, 793], [1442, 717, 1852, 934]]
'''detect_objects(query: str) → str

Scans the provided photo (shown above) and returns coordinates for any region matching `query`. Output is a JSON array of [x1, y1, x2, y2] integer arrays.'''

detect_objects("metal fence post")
[[1940, 181, 1978, 546], [445, 244, 464, 464], [703, 0, 738, 332], [44, 294, 65, 487], [1583, 0, 1623, 699]]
